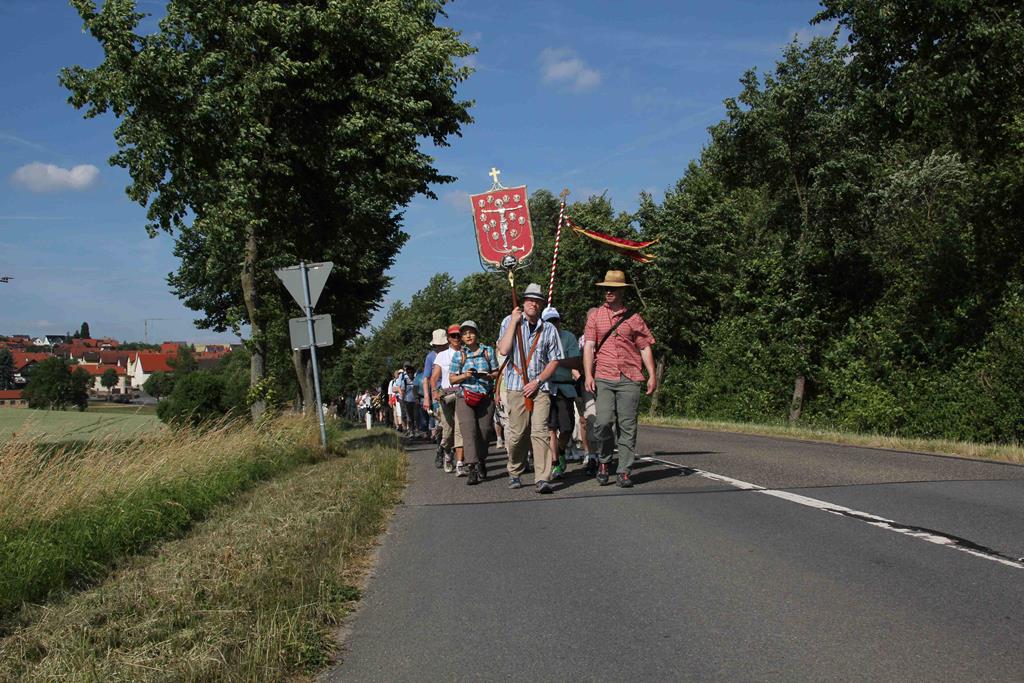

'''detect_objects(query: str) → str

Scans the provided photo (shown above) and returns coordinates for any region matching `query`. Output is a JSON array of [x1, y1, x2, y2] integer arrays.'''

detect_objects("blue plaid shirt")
[[498, 316, 564, 392], [450, 344, 498, 395]]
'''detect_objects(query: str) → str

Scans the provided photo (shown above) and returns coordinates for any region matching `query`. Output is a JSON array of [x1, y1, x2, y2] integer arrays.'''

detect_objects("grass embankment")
[[0, 428, 404, 681], [0, 416, 325, 616], [644, 415, 1024, 465], [0, 409, 162, 444]]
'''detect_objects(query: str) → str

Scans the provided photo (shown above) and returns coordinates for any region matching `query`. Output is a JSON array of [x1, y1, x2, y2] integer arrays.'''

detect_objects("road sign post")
[[275, 261, 334, 450]]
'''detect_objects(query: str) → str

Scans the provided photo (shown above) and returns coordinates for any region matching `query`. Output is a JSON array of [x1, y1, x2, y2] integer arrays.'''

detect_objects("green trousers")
[[593, 374, 643, 471]]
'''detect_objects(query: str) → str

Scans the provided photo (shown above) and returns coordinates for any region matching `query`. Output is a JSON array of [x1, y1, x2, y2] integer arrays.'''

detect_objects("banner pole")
[[547, 188, 569, 306]]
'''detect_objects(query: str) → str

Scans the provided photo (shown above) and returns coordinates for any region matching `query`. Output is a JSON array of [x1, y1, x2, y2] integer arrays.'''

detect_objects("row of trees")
[[330, 1, 1024, 444], [64, 0, 476, 419]]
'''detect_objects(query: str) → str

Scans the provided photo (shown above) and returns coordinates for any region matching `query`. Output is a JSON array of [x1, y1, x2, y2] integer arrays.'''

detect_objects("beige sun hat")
[[596, 270, 629, 287], [430, 328, 447, 346]]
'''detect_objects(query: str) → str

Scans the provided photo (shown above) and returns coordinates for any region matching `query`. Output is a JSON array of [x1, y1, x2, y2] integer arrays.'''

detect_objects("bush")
[[685, 316, 800, 422], [157, 372, 230, 425], [155, 352, 252, 425]]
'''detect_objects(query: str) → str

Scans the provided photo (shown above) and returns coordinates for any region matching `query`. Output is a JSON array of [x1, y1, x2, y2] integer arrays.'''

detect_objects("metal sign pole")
[[300, 260, 328, 450]]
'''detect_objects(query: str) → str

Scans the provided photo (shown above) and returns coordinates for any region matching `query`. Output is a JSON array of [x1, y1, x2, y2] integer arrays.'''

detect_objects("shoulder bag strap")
[[595, 309, 632, 354]]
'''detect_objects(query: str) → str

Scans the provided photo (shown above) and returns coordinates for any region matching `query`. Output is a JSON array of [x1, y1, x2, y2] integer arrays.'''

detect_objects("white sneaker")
[[443, 455, 454, 473], [496, 438, 505, 450], [456, 461, 467, 477]]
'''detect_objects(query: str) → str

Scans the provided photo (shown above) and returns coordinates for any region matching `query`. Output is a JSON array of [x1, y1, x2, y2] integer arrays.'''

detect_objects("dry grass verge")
[[0, 429, 405, 681], [0, 416, 326, 616], [644, 415, 1024, 465]]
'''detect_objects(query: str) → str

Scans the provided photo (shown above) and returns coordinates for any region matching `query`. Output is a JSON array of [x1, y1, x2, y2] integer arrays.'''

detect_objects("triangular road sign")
[[275, 261, 333, 311]]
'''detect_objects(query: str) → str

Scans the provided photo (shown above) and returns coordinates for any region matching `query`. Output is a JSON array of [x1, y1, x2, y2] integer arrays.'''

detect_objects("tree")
[[0, 348, 14, 390], [22, 358, 90, 411], [100, 367, 119, 400], [168, 345, 198, 375], [80, 321, 90, 339], [144, 371, 175, 400], [156, 372, 228, 425], [62, 0, 475, 420]]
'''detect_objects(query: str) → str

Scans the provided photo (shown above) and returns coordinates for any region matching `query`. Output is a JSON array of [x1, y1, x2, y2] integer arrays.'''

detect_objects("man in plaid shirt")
[[583, 270, 657, 487], [497, 282, 564, 493]]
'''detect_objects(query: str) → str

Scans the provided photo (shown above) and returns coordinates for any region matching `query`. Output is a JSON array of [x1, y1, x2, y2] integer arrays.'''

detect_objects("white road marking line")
[[639, 456, 1024, 571]]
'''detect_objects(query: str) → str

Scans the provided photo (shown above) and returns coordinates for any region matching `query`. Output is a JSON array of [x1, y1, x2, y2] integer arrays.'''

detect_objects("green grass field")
[[0, 409, 163, 443]]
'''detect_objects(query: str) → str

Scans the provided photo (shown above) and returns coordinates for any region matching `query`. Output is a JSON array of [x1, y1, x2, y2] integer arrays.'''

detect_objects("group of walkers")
[[418, 269, 657, 492]]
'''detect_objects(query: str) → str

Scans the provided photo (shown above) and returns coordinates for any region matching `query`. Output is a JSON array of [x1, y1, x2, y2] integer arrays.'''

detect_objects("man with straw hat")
[[497, 283, 564, 493], [583, 270, 657, 487]]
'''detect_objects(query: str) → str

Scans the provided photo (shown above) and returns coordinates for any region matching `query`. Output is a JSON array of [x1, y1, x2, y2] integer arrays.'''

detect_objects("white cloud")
[[11, 162, 100, 193], [538, 48, 601, 92]]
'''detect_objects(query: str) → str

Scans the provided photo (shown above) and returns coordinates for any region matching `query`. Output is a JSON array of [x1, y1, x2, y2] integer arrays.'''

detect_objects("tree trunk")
[[242, 222, 267, 420], [648, 356, 667, 417], [292, 349, 314, 413], [789, 374, 805, 425]]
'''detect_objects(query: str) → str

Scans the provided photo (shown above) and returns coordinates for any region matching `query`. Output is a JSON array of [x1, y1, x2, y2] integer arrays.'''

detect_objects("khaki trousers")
[[437, 397, 463, 450], [505, 390, 552, 482]]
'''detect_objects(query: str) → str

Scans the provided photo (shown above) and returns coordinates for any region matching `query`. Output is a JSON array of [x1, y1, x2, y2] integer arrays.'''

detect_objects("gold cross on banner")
[[489, 167, 501, 184]]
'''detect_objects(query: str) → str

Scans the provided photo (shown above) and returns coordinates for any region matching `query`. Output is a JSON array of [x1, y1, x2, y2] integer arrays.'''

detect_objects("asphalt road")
[[325, 426, 1024, 682]]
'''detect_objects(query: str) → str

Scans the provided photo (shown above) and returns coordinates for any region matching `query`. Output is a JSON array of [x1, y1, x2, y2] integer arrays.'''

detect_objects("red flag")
[[469, 185, 535, 268], [566, 217, 657, 263]]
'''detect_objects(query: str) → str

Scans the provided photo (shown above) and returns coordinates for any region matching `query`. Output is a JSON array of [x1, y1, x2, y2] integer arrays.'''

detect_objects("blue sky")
[[0, 0, 831, 343]]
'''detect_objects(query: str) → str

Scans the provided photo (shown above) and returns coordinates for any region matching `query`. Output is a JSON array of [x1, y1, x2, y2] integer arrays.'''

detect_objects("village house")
[[12, 352, 52, 386], [0, 390, 27, 408], [127, 351, 175, 390], [77, 364, 131, 396]]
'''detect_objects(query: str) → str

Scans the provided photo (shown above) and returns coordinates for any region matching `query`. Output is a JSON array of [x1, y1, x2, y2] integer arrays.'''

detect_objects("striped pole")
[[548, 188, 569, 306]]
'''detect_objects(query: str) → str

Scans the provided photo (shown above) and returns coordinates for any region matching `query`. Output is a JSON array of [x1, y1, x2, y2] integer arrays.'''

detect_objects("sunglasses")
[[448, 333, 460, 338], [604, 287, 621, 293]]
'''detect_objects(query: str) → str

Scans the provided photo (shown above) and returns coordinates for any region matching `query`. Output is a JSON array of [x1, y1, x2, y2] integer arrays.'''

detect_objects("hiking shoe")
[[467, 464, 479, 485], [508, 476, 523, 489], [536, 480, 553, 494], [584, 454, 598, 476], [617, 470, 634, 488], [456, 461, 467, 477], [551, 452, 567, 480], [443, 455, 454, 473], [596, 463, 610, 486], [434, 445, 444, 468], [478, 459, 487, 480]]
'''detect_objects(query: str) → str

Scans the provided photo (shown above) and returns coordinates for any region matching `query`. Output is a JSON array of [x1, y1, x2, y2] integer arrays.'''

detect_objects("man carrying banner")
[[497, 283, 564, 493], [583, 270, 657, 487]]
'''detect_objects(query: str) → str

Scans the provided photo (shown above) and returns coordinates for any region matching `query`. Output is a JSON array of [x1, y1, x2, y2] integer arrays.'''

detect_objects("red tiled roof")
[[129, 352, 174, 373], [13, 352, 51, 371], [77, 364, 127, 377], [0, 390, 24, 400]]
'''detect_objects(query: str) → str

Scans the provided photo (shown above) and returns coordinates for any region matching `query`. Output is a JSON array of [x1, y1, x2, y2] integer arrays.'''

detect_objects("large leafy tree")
[[22, 358, 91, 411], [61, 0, 474, 419]]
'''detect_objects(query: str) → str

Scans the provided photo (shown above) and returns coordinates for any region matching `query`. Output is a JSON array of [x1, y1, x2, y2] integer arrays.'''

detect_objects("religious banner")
[[469, 168, 534, 270], [566, 216, 658, 263]]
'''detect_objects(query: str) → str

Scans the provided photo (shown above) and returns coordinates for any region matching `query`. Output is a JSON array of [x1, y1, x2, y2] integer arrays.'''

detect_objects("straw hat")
[[596, 270, 629, 287]]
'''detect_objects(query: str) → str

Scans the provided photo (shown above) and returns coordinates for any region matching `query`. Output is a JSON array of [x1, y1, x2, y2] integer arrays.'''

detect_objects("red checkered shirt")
[[584, 304, 655, 382]]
